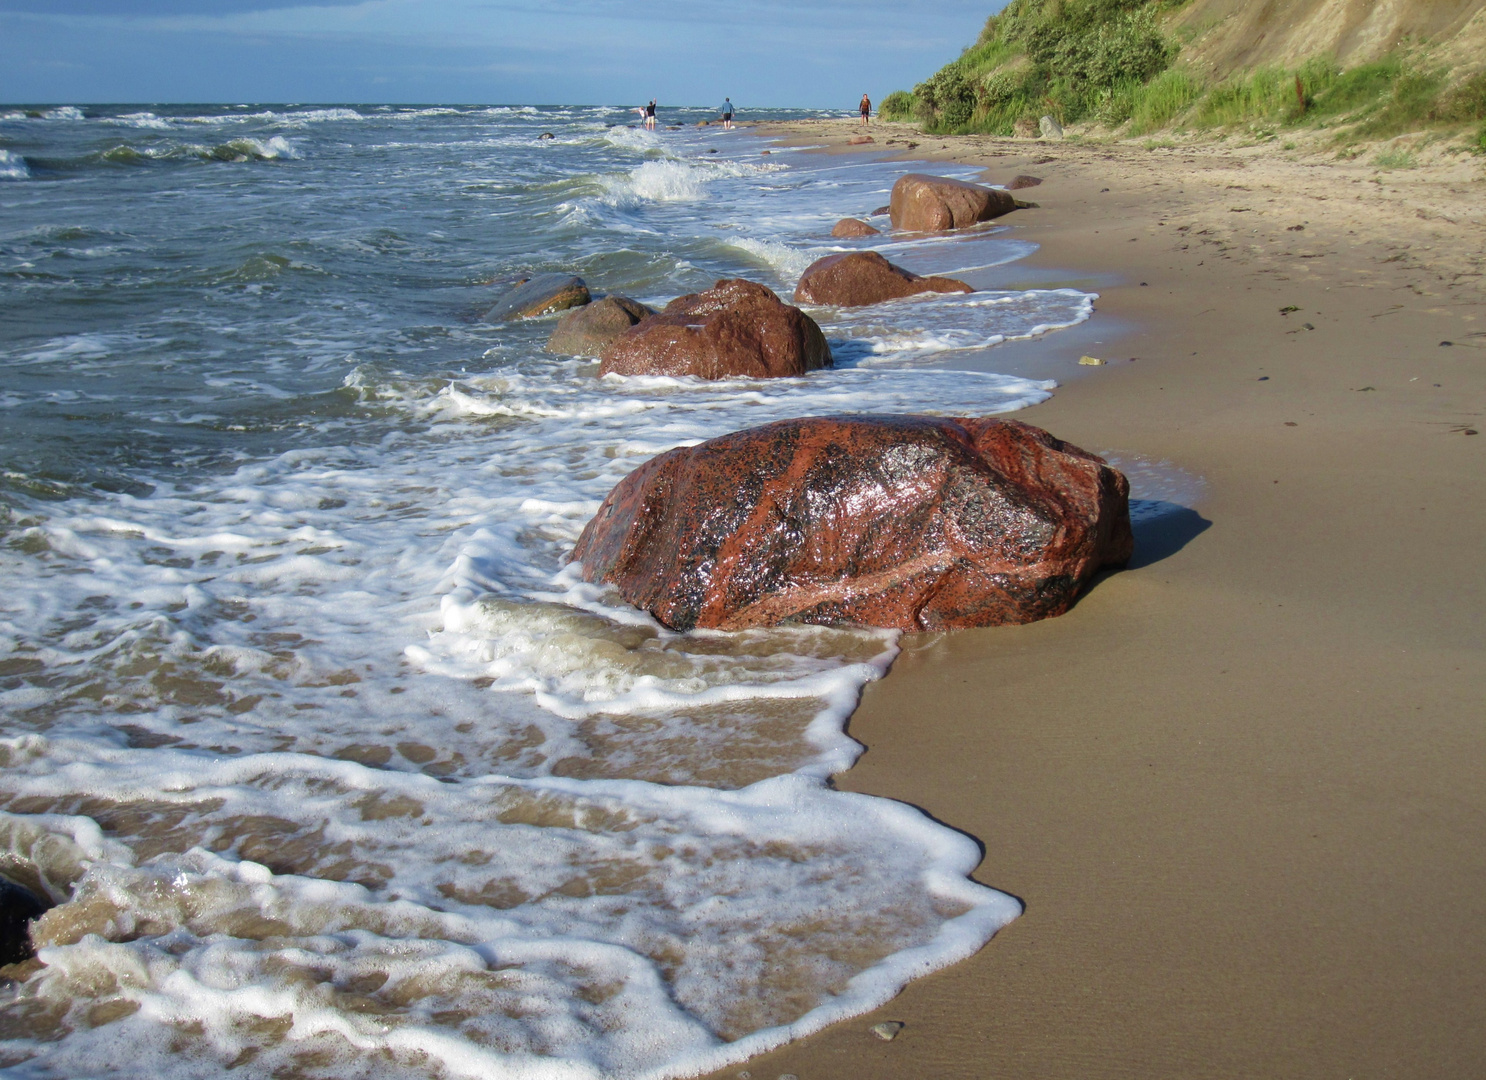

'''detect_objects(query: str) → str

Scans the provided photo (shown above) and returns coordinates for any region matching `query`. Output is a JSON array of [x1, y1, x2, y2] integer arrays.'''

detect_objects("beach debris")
[[1280, 305, 1300, 314], [484, 273, 591, 323], [1258, 376, 1270, 381], [545, 295, 654, 357], [795, 250, 971, 307], [889, 173, 1018, 232], [831, 217, 880, 238], [1008, 174, 1043, 189], [599, 278, 831, 380], [778, 1075, 798, 1080], [1440, 340, 1453, 346], [1039, 115, 1064, 140], [870, 1021, 906, 1041], [848, 135, 875, 145], [1302, 322, 1314, 330], [1288, 224, 1305, 231], [571, 415, 1133, 633], [1, 874, 48, 966], [1078, 355, 1105, 365]]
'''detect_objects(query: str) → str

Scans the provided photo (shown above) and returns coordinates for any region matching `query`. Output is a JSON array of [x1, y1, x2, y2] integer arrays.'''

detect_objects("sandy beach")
[[715, 119, 1486, 1079]]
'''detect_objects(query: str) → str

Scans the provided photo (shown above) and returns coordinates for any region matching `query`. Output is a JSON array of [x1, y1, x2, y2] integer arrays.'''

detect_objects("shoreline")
[[709, 120, 1486, 1078]]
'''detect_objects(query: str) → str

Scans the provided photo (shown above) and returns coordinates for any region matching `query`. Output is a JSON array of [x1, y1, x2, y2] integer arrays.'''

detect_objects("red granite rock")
[[1007, 174, 1043, 190], [889, 173, 1019, 232], [794, 251, 972, 307], [831, 217, 880, 238], [572, 415, 1132, 632], [598, 279, 831, 380]]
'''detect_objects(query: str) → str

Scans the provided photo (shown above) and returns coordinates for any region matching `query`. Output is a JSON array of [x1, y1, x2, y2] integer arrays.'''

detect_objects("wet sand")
[[716, 120, 1486, 1078]]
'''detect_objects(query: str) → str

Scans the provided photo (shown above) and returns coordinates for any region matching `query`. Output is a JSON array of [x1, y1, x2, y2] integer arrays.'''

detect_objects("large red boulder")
[[890, 173, 1018, 232], [571, 415, 1132, 632], [794, 251, 972, 307], [598, 279, 832, 380]]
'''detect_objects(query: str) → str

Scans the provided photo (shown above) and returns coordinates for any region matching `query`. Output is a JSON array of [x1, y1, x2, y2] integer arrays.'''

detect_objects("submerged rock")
[[1, 875, 47, 967], [485, 273, 591, 323], [598, 279, 831, 380], [889, 173, 1018, 232], [546, 295, 653, 356], [794, 251, 971, 307], [831, 217, 879, 238], [572, 415, 1132, 632]]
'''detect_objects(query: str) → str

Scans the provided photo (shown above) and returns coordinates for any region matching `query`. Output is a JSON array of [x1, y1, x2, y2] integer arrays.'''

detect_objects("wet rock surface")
[[0, 875, 46, 967], [598, 279, 831, 380], [572, 415, 1132, 632], [794, 251, 972, 308], [545, 295, 653, 356], [889, 173, 1018, 232], [485, 273, 591, 323], [831, 217, 880, 238]]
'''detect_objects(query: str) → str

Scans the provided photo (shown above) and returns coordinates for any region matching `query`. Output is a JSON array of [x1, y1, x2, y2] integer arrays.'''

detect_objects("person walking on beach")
[[859, 93, 871, 126], [720, 97, 735, 129], [645, 99, 657, 130]]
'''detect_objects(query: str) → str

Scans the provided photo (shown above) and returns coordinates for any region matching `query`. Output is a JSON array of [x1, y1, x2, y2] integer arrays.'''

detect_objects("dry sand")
[[714, 119, 1486, 1079]]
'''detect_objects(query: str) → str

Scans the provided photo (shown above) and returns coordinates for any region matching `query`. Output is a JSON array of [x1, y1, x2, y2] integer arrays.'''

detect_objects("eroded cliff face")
[[1170, 0, 1486, 79]]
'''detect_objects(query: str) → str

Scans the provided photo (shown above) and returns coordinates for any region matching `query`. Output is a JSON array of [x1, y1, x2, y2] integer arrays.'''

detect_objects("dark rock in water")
[[572, 415, 1132, 632], [706, 148, 718, 154], [546, 295, 653, 356], [831, 217, 879, 238], [1008, 174, 1043, 189], [697, 120, 711, 127], [871, 205, 891, 216], [538, 132, 555, 140], [890, 173, 1018, 232], [599, 279, 831, 380], [485, 273, 591, 323], [1, 875, 47, 967], [795, 250, 971, 307]]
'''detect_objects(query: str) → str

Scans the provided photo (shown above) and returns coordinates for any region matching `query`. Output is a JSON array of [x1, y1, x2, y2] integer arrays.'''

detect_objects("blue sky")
[[0, 0, 997, 107]]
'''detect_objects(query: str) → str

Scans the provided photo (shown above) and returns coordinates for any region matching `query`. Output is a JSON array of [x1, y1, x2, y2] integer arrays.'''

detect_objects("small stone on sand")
[[1078, 355, 1105, 366], [870, 1021, 905, 1041]]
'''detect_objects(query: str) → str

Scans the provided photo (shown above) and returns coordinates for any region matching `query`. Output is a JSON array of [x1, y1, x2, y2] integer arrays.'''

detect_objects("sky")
[[0, 0, 998, 108]]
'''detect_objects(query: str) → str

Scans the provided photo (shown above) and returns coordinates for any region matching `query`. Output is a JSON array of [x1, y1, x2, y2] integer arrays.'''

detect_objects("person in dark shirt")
[[645, 99, 657, 130]]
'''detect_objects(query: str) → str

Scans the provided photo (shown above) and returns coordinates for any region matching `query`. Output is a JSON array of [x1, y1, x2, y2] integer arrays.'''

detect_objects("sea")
[[0, 103, 1105, 1080]]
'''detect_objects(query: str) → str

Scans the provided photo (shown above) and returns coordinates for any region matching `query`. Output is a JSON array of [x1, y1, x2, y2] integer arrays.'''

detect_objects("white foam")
[[0, 149, 29, 180]]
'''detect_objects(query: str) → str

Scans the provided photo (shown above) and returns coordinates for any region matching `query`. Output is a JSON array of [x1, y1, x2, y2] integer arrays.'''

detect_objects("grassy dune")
[[881, 0, 1486, 152]]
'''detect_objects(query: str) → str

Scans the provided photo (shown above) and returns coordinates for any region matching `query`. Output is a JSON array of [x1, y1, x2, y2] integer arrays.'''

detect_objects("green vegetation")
[[896, 0, 1186, 135], [884, 0, 1486, 149]]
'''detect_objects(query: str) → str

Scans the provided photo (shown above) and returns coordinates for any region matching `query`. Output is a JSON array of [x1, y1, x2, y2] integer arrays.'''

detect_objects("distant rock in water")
[[485, 273, 590, 323], [1, 874, 47, 966], [831, 217, 879, 238], [794, 251, 972, 307], [871, 205, 891, 216], [889, 174, 1018, 232], [572, 415, 1132, 632], [599, 279, 831, 380], [546, 295, 653, 356], [1007, 174, 1043, 190], [538, 132, 555, 140]]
